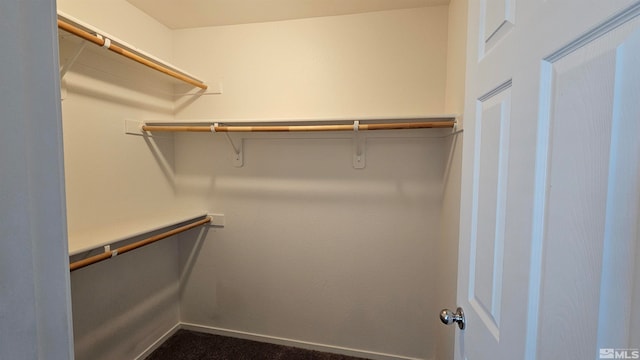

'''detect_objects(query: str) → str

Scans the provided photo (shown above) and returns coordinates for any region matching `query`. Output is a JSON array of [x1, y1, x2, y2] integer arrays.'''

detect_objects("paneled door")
[[454, 1, 640, 359]]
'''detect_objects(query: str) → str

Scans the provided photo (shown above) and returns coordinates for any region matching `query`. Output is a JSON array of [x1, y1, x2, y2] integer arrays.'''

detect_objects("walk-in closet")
[[58, 1, 467, 359], [6, 1, 640, 359]]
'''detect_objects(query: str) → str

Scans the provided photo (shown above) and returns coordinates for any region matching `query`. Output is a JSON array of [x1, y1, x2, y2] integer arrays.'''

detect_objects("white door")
[[454, 1, 640, 359]]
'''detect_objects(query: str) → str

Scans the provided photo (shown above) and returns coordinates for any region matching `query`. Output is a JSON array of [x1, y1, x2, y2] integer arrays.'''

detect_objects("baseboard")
[[180, 322, 429, 360], [134, 322, 181, 360]]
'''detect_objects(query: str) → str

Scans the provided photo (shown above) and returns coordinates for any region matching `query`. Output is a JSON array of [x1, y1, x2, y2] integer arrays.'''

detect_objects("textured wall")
[[172, 7, 448, 120], [176, 131, 448, 359], [57, 1, 183, 359], [172, 7, 452, 359]]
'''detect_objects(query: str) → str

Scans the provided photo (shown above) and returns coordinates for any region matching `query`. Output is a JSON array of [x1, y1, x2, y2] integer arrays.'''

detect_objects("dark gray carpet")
[[145, 330, 371, 360]]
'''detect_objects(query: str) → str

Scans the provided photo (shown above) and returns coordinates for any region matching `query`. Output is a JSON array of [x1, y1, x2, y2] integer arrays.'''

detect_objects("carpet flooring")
[[145, 329, 372, 360]]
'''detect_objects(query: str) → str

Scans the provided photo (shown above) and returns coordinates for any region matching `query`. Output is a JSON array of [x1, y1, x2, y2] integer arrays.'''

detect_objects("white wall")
[[57, 1, 184, 359], [444, 0, 468, 115], [58, 35, 179, 250], [57, 0, 183, 244], [0, 0, 74, 358], [176, 132, 448, 359], [173, 7, 448, 120], [172, 7, 452, 360]]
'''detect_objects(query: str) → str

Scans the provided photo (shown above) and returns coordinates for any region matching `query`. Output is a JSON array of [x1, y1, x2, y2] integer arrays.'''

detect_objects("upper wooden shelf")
[[57, 11, 207, 89]]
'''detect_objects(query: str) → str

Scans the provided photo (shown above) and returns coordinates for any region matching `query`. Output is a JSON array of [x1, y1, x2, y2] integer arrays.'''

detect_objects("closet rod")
[[57, 19, 208, 90], [69, 216, 211, 272], [142, 121, 456, 133]]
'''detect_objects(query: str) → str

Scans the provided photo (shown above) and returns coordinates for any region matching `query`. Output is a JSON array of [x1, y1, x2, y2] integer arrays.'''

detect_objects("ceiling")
[[126, 0, 449, 29]]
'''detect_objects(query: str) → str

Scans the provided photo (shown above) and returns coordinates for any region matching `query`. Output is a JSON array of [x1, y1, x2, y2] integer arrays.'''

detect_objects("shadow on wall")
[[70, 237, 182, 360], [179, 226, 210, 298], [143, 134, 178, 191], [172, 132, 452, 359], [59, 35, 177, 114], [174, 134, 448, 203]]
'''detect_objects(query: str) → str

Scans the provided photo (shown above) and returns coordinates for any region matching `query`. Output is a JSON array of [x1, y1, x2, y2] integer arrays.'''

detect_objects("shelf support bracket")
[[352, 121, 366, 169], [218, 126, 243, 167], [59, 41, 87, 80], [449, 118, 464, 136]]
